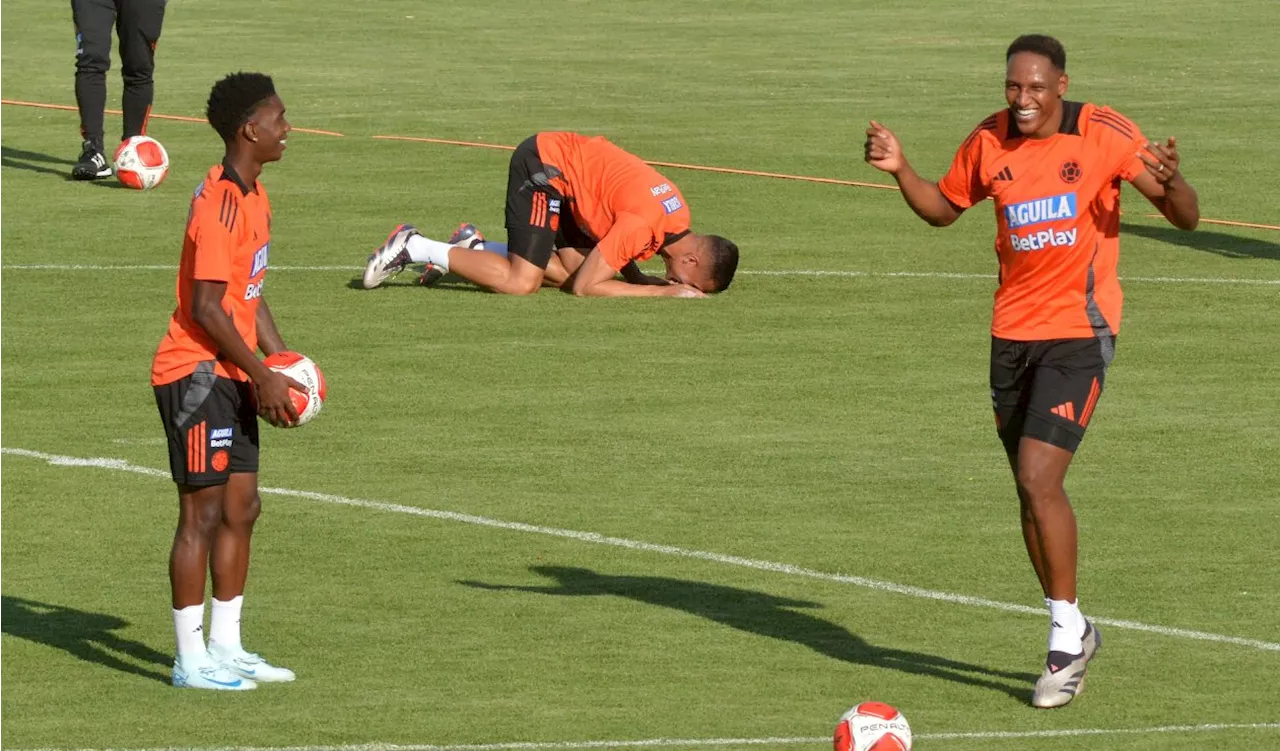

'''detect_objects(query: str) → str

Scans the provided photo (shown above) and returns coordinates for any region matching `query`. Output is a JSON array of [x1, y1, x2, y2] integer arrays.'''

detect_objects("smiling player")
[[863, 34, 1199, 708], [151, 72, 302, 690]]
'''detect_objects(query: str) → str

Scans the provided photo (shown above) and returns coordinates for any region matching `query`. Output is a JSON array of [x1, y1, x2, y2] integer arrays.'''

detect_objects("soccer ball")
[[263, 351, 327, 427], [833, 702, 912, 751], [113, 135, 169, 190]]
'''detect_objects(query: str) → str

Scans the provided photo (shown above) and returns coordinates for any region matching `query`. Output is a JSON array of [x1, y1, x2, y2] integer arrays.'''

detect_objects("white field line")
[[2, 264, 1278, 285], [11, 722, 1280, 751], [4, 447, 1280, 654]]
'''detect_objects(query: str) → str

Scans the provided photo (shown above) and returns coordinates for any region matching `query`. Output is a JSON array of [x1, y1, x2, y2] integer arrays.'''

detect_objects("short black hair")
[[1006, 34, 1066, 71], [706, 235, 739, 293], [206, 72, 277, 142]]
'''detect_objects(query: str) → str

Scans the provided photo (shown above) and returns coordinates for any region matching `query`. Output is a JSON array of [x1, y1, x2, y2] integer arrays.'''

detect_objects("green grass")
[[3, 0, 1279, 749]]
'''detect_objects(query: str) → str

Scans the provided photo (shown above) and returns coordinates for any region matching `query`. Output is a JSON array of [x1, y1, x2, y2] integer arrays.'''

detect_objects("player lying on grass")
[[362, 132, 739, 297], [150, 72, 304, 691], [864, 33, 1198, 709]]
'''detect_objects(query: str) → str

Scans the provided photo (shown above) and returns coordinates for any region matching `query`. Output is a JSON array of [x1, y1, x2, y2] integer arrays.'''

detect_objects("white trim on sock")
[[209, 595, 244, 650], [406, 235, 454, 270], [173, 603, 206, 658], [1047, 598, 1085, 654]]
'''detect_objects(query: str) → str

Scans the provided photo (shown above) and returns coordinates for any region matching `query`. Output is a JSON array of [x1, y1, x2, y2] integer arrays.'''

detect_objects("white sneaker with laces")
[[208, 642, 296, 683], [172, 653, 257, 690]]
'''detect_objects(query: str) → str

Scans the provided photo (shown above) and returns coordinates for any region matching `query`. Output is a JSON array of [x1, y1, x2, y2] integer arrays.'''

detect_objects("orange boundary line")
[[0, 99, 345, 136], [6, 99, 1276, 231]]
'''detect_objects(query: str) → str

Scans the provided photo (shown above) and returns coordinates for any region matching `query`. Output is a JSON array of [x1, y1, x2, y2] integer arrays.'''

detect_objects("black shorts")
[[990, 336, 1115, 454], [504, 136, 596, 268], [154, 362, 259, 486]]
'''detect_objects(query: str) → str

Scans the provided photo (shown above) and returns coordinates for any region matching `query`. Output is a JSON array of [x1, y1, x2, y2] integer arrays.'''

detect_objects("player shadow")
[[1, 146, 74, 178], [1121, 222, 1280, 260], [1, 595, 171, 684], [459, 566, 1037, 702]]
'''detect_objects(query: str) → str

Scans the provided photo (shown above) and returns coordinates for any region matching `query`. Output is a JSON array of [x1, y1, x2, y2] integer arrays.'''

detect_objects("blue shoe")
[[172, 653, 257, 691]]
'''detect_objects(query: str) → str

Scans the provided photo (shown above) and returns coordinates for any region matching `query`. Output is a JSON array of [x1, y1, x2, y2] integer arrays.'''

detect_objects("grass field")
[[3, 0, 1279, 749]]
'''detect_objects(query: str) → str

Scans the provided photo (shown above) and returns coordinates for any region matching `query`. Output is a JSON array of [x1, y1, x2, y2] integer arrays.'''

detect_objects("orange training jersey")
[[151, 162, 272, 386], [535, 132, 692, 270], [938, 102, 1147, 341]]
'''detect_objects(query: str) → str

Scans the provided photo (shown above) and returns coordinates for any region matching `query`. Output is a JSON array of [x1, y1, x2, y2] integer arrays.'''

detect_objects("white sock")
[[1047, 598, 1085, 654], [406, 235, 454, 270], [173, 603, 206, 660], [209, 595, 244, 650]]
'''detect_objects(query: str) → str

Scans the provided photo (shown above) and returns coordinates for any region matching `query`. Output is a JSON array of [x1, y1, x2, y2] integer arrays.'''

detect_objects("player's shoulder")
[[1080, 103, 1142, 142], [190, 165, 245, 231], [959, 109, 1007, 150]]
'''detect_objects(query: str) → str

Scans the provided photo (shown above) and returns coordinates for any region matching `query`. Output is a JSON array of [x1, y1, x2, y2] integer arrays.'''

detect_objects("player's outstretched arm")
[[1130, 137, 1199, 231], [191, 280, 300, 426], [571, 249, 703, 298], [864, 121, 963, 227], [255, 299, 288, 356]]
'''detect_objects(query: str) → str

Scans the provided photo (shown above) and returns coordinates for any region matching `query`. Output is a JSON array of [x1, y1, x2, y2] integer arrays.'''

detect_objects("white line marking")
[[2, 264, 1277, 285], [11, 723, 1280, 751], [5, 447, 1279, 653]]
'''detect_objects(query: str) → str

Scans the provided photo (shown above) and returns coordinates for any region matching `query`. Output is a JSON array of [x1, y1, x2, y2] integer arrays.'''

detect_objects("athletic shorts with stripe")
[[990, 336, 1114, 454], [504, 136, 593, 268], [154, 361, 259, 486]]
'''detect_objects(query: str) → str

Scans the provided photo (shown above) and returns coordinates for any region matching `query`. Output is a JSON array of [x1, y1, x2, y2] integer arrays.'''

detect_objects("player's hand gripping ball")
[[263, 351, 327, 427]]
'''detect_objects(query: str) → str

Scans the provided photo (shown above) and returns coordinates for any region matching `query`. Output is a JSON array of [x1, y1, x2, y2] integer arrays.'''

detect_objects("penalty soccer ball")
[[263, 351, 327, 427], [113, 135, 170, 190], [833, 702, 913, 751]]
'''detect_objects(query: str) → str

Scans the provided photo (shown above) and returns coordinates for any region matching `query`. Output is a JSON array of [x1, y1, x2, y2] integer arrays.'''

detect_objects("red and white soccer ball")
[[834, 702, 912, 751], [263, 351, 327, 427], [113, 135, 169, 190]]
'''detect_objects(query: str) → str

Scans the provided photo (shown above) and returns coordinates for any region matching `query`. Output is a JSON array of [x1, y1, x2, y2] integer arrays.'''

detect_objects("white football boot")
[[208, 642, 297, 683], [362, 223, 419, 289]]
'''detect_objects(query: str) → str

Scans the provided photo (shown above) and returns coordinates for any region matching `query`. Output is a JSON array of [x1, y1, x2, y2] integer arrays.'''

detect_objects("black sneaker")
[[71, 140, 112, 180]]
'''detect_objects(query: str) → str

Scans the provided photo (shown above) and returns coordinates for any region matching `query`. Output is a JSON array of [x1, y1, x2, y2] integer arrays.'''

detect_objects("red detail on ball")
[[117, 171, 145, 189], [833, 723, 853, 751], [854, 702, 900, 721], [211, 450, 229, 472], [867, 735, 908, 751], [135, 140, 166, 167]]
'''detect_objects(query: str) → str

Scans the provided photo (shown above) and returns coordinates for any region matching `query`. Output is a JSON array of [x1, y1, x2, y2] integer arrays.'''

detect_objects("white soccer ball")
[[263, 351, 327, 427], [833, 702, 913, 751], [113, 135, 170, 190]]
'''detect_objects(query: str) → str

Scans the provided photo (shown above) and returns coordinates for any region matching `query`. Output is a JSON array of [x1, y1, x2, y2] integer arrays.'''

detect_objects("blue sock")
[[477, 241, 508, 258]]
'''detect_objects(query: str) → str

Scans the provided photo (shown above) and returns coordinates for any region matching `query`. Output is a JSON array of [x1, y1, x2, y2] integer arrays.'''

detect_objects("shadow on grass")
[[1122, 221, 1280, 260], [2, 595, 170, 684], [460, 566, 1036, 703]]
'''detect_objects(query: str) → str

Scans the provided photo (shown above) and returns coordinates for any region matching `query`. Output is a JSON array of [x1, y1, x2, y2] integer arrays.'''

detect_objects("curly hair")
[[206, 72, 277, 142]]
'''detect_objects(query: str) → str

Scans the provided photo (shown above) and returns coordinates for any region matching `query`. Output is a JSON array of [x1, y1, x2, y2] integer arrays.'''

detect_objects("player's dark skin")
[[170, 94, 303, 609], [863, 51, 1198, 605]]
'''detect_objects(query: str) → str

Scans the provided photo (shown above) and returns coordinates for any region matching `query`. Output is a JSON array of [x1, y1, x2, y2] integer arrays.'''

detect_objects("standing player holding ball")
[[150, 72, 304, 690]]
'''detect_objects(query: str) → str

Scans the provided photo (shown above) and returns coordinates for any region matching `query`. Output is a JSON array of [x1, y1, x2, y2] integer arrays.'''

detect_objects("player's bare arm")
[[190, 280, 300, 426], [570, 249, 704, 298], [255, 299, 288, 356], [1130, 137, 1200, 230], [864, 121, 964, 227], [621, 261, 672, 286]]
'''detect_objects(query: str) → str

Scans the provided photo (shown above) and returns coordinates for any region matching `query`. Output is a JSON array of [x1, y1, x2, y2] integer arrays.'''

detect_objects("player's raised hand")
[[864, 121, 905, 174], [256, 370, 305, 427], [1138, 137, 1182, 184]]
